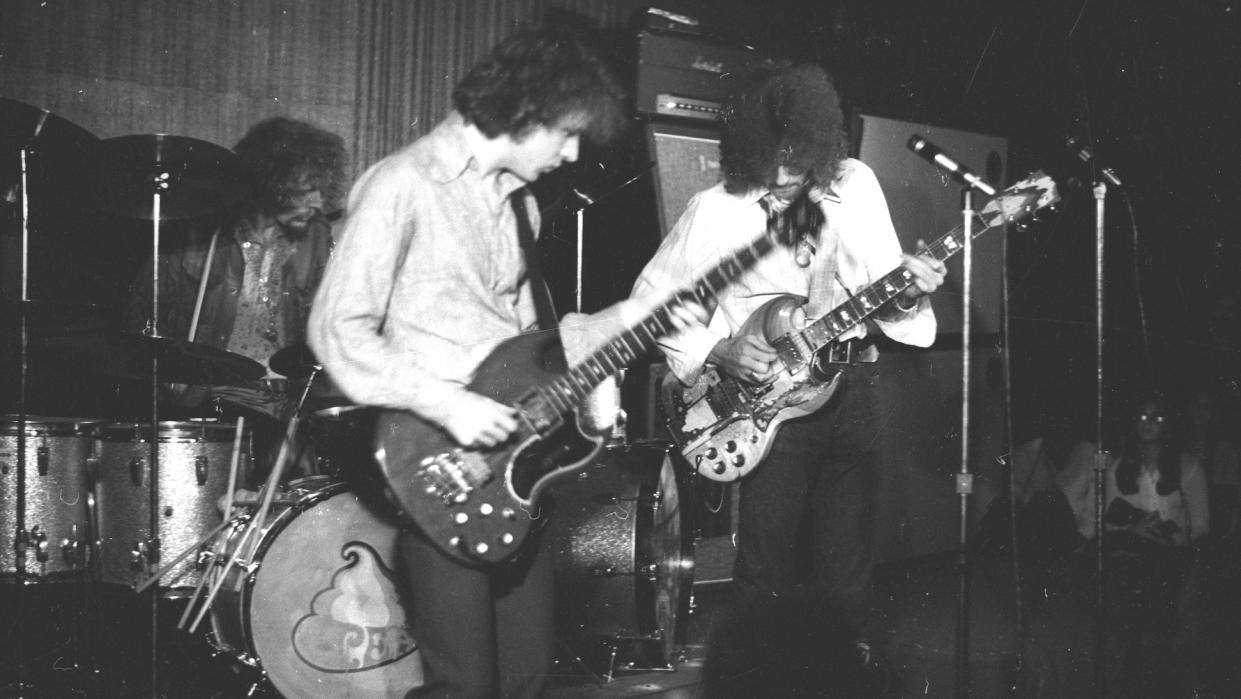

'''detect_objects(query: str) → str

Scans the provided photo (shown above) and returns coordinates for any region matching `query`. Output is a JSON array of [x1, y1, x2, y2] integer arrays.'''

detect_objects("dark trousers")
[[733, 363, 880, 634], [398, 527, 555, 698]]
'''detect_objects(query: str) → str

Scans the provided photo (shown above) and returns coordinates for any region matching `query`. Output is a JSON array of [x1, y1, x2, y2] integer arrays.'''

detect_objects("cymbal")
[[45, 333, 265, 386], [91, 134, 247, 221], [269, 344, 320, 380], [0, 98, 99, 208]]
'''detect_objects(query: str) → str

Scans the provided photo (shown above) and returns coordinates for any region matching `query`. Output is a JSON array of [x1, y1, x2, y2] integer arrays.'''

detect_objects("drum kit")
[[2, 98, 699, 696]]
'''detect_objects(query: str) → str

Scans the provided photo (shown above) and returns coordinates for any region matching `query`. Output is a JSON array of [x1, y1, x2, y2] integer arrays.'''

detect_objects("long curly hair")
[[233, 117, 347, 215], [452, 28, 627, 145], [719, 60, 849, 194], [1116, 392, 1183, 496]]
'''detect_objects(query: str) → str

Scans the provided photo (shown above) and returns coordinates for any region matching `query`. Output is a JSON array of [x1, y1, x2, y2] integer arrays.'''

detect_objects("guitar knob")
[[453, 512, 469, 525], [732, 455, 745, 467], [479, 503, 493, 516], [712, 462, 727, 475], [724, 440, 737, 453], [474, 542, 489, 555], [705, 447, 718, 459], [499, 532, 515, 546]]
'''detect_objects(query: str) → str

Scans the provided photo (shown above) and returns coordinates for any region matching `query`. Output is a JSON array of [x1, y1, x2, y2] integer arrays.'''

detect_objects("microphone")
[[1065, 136, 1123, 187], [906, 136, 997, 196]]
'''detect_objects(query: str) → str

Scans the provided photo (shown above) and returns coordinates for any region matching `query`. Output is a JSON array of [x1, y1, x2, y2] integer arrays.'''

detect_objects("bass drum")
[[210, 476, 425, 698], [548, 442, 695, 673], [0, 416, 102, 579]]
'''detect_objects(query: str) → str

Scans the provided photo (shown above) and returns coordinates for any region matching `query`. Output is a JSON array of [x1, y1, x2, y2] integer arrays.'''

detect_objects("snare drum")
[[92, 420, 251, 589], [210, 477, 424, 697], [0, 416, 102, 578], [549, 442, 695, 673]]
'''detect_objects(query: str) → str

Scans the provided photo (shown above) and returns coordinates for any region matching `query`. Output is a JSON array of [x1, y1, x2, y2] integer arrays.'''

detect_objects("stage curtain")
[[0, 0, 632, 180]]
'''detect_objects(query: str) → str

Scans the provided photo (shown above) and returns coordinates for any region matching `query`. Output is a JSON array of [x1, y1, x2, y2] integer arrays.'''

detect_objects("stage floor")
[[3, 551, 1236, 697]]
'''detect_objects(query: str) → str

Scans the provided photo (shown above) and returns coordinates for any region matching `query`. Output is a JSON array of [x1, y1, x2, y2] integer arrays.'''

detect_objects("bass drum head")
[[245, 486, 424, 698], [549, 442, 694, 672]]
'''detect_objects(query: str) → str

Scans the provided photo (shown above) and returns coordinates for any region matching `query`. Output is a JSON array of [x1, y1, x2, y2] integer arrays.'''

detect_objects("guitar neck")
[[791, 207, 1009, 356], [520, 234, 777, 432]]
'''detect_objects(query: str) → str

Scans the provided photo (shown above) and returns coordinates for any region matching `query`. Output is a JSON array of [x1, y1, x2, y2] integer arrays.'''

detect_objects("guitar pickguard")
[[669, 366, 840, 481]]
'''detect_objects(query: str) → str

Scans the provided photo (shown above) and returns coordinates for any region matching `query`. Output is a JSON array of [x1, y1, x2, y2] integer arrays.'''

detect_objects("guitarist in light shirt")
[[632, 61, 947, 668], [309, 29, 703, 699]]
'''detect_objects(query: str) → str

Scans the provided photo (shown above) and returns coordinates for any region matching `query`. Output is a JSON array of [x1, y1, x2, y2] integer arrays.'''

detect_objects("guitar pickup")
[[418, 451, 491, 505], [822, 341, 854, 365]]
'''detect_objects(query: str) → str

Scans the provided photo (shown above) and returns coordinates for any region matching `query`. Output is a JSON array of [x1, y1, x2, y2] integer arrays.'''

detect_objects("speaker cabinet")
[[855, 114, 1008, 338]]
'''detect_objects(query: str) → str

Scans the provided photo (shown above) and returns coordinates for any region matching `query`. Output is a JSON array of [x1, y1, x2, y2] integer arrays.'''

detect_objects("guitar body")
[[663, 294, 842, 482], [374, 330, 603, 566], [664, 171, 1061, 482]]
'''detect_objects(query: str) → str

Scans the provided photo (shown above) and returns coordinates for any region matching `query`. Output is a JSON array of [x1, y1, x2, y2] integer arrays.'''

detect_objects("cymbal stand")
[[5, 135, 34, 699], [141, 182, 167, 698]]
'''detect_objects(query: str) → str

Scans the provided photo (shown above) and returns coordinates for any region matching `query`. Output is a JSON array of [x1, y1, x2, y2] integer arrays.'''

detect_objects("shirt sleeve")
[[308, 163, 474, 426], [630, 192, 728, 385], [845, 162, 937, 347]]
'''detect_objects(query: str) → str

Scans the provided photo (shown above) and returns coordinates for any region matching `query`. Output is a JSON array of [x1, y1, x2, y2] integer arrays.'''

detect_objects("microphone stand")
[[1091, 179, 1109, 698], [906, 135, 995, 698], [954, 185, 976, 699]]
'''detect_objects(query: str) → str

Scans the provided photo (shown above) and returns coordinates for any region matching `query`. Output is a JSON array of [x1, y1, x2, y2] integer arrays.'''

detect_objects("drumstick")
[[223, 417, 245, 522], [188, 415, 299, 633], [187, 228, 219, 343], [134, 517, 234, 593]]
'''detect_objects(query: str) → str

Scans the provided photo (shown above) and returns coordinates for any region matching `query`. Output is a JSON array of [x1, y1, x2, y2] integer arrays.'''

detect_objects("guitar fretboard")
[[775, 176, 1054, 369], [519, 235, 778, 434]]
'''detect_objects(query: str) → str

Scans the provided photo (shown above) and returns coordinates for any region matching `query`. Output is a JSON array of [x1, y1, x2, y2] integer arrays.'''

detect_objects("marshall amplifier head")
[[635, 31, 761, 123]]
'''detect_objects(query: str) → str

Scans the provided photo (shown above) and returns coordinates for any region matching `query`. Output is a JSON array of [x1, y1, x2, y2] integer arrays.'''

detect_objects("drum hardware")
[[184, 410, 305, 633], [549, 442, 695, 680]]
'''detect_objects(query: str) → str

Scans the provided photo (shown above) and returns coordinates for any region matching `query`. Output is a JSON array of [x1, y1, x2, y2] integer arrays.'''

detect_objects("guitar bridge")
[[418, 450, 491, 505]]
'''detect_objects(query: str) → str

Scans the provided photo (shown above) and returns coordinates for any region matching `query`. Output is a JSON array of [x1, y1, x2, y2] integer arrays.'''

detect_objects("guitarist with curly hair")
[[633, 60, 947, 664]]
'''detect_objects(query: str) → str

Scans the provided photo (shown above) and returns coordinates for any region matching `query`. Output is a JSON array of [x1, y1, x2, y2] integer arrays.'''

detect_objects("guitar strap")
[[510, 190, 558, 331]]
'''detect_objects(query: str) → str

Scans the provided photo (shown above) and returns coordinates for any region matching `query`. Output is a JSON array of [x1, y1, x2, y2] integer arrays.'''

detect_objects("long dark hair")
[[452, 27, 626, 145], [1115, 393, 1182, 496], [719, 60, 850, 194]]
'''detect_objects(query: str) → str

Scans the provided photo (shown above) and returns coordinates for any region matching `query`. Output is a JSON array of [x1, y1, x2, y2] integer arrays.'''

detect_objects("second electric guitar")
[[663, 171, 1060, 482]]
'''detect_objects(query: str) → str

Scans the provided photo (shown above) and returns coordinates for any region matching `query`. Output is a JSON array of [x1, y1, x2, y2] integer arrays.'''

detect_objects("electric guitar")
[[663, 171, 1060, 482], [371, 208, 807, 566]]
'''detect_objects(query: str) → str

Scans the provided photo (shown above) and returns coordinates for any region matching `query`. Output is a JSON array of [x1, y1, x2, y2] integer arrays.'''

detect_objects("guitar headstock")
[[980, 170, 1060, 229]]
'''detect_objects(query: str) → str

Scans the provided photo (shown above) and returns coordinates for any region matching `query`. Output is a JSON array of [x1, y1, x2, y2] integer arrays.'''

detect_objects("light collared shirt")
[[632, 158, 936, 385], [308, 113, 539, 427]]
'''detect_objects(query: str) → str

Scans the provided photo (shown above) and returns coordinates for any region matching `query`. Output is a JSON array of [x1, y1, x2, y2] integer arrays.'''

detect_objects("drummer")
[[123, 117, 346, 477]]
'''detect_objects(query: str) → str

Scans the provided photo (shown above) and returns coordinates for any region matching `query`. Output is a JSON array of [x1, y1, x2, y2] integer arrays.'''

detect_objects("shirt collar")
[[425, 112, 526, 200]]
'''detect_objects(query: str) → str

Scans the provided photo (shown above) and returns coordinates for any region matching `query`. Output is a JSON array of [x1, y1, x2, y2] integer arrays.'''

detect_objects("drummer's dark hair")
[[233, 117, 347, 215], [719, 60, 849, 193], [452, 27, 627, 144]]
